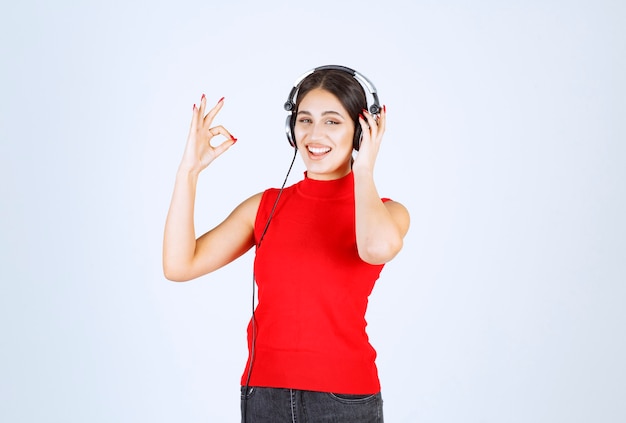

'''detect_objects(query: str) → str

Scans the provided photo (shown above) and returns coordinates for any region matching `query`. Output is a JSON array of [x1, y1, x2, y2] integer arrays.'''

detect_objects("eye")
[[325, 120, 340, 125], [298, 118, 312, 124]]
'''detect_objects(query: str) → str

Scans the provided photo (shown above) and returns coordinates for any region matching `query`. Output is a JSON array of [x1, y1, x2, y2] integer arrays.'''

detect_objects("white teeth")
[[307, 146, 331, 154]]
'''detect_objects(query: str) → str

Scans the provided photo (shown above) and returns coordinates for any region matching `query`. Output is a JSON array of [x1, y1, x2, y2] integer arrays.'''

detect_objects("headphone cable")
[[242, 147, 298, 422]]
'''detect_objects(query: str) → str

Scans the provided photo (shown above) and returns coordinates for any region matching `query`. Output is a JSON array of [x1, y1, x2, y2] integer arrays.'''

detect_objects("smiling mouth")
[[307, 146, 331, 156]]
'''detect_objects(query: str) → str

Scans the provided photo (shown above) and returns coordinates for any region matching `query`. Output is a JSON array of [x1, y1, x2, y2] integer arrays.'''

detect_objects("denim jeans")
[[240, 386, 384, 423]]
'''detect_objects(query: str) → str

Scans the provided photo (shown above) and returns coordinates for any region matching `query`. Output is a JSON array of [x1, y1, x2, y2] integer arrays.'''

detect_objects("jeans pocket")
[[240, 386, 256, 400], [328, 392, 380, 404]]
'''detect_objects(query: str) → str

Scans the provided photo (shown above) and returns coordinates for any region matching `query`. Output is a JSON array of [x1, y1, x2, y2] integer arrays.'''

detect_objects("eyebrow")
[[297, 110, 346, 118]]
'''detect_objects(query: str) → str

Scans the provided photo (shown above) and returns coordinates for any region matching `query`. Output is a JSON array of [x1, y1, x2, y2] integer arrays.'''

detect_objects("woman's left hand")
[[352, 105, 387, 173]]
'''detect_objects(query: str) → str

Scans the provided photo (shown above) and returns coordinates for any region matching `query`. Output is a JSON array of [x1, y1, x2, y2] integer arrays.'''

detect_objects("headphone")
[[284, 65, 381, 151]]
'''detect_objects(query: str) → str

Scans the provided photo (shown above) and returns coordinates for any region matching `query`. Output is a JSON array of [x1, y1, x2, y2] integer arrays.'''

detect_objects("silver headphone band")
[[284, 65, 380, 112]]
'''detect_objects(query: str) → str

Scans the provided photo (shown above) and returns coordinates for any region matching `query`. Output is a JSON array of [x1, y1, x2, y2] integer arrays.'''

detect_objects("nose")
[[310, 121, 325, 140]]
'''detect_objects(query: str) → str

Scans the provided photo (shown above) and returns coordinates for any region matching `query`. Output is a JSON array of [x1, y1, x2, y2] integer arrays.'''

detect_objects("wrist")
[[176, 163, 202, 180], [352, 164, 374, 178]]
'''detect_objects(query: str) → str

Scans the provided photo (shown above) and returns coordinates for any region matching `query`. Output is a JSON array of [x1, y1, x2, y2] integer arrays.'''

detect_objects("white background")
[[1, 0, 625, 421]]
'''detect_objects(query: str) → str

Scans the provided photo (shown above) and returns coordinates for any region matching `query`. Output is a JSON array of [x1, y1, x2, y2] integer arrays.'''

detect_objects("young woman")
[[163, 66, 410, 422]]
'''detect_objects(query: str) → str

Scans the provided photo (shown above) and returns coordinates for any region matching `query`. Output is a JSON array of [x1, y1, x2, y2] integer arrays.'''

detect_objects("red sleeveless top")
[[240, 171, 387, 394]]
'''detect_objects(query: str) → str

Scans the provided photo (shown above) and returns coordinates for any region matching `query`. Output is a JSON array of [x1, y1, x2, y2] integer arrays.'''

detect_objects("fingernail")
[[201, 93, 206, 101], [359, 113, 365, 120], [218, 96, 225, 103], [383, 104, 386, 113], [230, 135, 237, 142], [362, 109, 368, 114], [193, 103, 196, 110]]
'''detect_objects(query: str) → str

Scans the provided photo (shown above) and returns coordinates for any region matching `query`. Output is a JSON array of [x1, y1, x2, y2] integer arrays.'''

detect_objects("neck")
[[305, 163, 352, 181]]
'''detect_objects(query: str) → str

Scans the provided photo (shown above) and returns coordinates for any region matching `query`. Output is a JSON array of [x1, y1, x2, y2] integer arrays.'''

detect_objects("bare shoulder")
[[384, 200, 411, 237], [230, 192, 264, 225]]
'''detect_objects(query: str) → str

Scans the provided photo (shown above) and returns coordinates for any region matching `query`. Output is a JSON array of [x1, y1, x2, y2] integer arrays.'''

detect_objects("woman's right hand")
[[180, 95, 237, 174]]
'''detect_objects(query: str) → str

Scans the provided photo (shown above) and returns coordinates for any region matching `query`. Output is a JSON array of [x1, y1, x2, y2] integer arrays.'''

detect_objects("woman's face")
[[294, 88, 355, 180]]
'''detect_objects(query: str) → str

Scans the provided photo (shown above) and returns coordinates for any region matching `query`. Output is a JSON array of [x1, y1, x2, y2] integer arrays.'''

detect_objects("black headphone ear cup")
[[285, 114, 297, 148], [290, 114, 297, 148]]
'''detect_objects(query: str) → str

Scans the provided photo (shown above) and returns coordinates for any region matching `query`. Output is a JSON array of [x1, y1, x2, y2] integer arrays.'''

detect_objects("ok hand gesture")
[[180, 95, 237, 174]]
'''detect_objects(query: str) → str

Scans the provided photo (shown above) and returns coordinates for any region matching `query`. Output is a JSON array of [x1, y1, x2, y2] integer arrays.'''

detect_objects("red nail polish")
[[230, 135, 237, 142], [383, 105, 386, 113], [218, 97, 225, 103], [201, 93, 206, 101], [359, 113, 365, 120], [193, 103, 196, 110]]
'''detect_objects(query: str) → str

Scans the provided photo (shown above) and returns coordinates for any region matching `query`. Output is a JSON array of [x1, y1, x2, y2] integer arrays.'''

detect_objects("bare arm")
[[162, 95, 258, 281], [353, 106, 410, 264]]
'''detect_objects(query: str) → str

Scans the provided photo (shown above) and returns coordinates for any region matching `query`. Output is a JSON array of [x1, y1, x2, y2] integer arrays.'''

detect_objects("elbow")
[[162, 261, 192, 282], [162, 248, 198, 282], [358, 236, 404, 265], [163, 269, 186, 282]]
